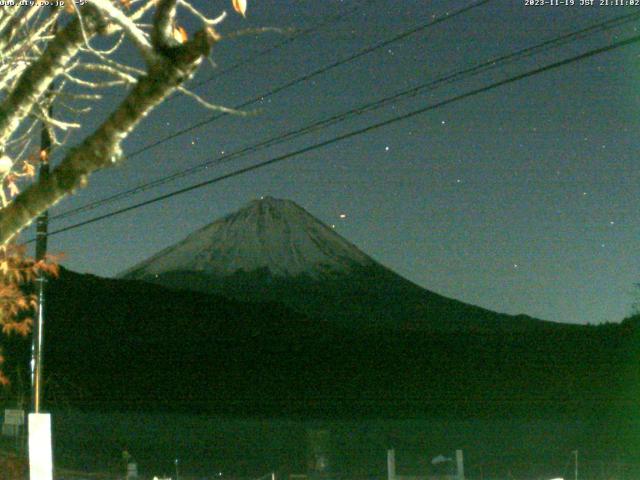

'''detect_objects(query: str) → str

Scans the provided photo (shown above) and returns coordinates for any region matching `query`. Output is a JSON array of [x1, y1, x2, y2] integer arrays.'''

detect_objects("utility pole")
[[27, 81, 54, 480], [30, 93, 52, 415], [456, 450, 465, 480], [27, 10, 57, 480], [30, 6, 56, 416], [573, 450, 578, 480], [387, 449, 396, 480]]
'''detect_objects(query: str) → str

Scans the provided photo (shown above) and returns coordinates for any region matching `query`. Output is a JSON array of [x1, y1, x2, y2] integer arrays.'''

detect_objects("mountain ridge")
[[122, 196, 556, 332], [121, 196, 374, 279], [3, 266, 632, 420]]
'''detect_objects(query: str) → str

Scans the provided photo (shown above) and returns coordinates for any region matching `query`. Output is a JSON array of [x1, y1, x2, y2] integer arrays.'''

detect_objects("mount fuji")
[[122, 196, 545, 332], [4, 198, 632, 423], [122, 196, 374, 279]]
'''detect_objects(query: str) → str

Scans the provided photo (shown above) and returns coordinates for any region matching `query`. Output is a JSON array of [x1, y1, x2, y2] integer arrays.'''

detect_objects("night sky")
[[26, 0, 640, 325]]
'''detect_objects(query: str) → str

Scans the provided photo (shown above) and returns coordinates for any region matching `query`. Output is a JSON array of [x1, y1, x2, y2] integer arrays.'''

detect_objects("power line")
[[52, 9, 640, 221], [52, 0, 492, 214], [184, 0, 374, 93], [47, 0, 497, 220], [27, 32, 640, 242], [100, 2, 374, 102]]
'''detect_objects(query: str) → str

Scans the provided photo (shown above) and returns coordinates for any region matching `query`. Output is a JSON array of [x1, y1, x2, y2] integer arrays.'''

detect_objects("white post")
[[126, 462, 138, 480], [387, 449, 396, 480], [456, 450, 464, 480], [28, 413, 53, 480]]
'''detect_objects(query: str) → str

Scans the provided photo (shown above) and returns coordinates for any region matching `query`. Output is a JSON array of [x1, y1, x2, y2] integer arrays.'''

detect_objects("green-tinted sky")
[[31, 0, 640, 325]]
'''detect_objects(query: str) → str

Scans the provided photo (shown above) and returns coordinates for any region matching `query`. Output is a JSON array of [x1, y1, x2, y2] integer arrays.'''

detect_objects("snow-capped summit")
[[121, 196, 547, 332], [122, 196, 374, 279]]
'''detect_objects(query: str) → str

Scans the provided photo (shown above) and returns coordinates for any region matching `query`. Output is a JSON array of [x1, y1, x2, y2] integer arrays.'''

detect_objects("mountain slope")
[[121, 196, 373, 278], [122, 197, 553, 332], [3, 268, 636, 422], [28, 195, 633, 420]]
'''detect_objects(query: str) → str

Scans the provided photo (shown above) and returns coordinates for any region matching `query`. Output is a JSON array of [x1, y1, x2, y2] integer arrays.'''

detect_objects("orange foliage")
[[0, 152, 60, 387], [232, 0, 247, 17]]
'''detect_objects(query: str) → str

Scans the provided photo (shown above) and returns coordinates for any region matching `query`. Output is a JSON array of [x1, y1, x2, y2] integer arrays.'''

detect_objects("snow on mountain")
[[121, 196, 374, 279]]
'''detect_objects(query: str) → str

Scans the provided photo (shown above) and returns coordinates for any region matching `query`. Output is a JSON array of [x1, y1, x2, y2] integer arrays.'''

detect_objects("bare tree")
[[0, 0, 248, 244], [0, 0, 249, 380]]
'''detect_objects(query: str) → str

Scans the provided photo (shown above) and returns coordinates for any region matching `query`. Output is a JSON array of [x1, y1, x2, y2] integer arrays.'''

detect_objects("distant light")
[[339, 213, 347, 219], [331, 224, 336, 229], [384, 146, 390, 151]]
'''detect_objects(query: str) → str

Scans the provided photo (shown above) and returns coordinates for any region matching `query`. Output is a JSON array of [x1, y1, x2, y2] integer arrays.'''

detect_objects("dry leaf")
[[177, 26, 188, 43], [172, 25, 188, 44], [232, 0, 247, 17], [7, 181, 18, 198], [2, 318, 32, 336], [23, 162, 35, 177]]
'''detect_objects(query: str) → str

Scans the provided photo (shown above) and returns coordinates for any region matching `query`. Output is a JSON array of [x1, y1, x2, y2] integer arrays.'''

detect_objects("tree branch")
[[152, 0, 179, 50], [0, 6, 107, 154], [91, 0, 155, 62], [0, 28, 218, 244]]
